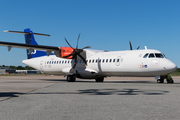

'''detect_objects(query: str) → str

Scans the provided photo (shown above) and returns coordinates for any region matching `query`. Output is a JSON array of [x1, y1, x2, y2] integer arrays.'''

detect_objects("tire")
[[157, 79, 164, 83], [95, 77, 104, 82], [67, 75, 76, 82]]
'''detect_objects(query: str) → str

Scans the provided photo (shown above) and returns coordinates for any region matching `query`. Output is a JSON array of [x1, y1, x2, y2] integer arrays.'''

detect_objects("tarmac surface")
[[0, 75, 180, 120]]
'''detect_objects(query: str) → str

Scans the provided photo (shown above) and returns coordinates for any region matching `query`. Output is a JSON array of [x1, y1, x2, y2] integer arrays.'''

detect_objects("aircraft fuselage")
[[22, 49, 177, 79]]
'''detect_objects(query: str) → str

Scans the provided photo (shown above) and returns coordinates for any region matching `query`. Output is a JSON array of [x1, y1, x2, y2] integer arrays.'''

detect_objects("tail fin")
[[24, 28, 53, 59], [4, 28, 54, 59]]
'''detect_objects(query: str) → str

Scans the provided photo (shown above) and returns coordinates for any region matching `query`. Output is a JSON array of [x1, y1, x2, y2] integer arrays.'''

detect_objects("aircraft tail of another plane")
[[4, 28, 54, 59]]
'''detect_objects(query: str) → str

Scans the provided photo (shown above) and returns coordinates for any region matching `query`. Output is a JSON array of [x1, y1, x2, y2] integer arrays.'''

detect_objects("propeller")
[[129, 40, 133, 50], [129, 39, 140, 50], [63, 33, 91, 72]]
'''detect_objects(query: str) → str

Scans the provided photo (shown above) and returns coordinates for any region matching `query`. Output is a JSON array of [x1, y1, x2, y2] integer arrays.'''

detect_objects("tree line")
[[0, 65, 35, 70]]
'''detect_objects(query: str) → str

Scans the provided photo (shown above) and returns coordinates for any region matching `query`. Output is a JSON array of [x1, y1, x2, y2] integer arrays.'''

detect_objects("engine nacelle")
[[60, 47, 74, 59]]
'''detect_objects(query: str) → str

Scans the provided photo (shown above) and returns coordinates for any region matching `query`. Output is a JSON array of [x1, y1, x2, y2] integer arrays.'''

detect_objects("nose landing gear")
[[67, 75, 76, 82]]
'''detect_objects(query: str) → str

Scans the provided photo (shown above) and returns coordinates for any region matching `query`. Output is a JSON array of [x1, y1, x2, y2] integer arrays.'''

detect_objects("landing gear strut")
[[67, 75, 76, 82]]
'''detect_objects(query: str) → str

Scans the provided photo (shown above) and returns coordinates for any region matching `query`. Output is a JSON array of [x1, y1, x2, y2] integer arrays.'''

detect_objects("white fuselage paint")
[[22, 49, 177, 79]]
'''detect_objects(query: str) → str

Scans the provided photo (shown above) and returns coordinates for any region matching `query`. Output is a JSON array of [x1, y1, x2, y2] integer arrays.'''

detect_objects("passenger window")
[[106, 59, 108, 63], [89, 60, 91, 63], [99, 59, 101, 63], [110, 59, 112, 63], [59, 61, 61, 64], [148, 53, 155, 58], [92, 60, 94, 63], [102, 59, 105, 63], [117, 59, 120, 62], [54, 61, 56, 64], [155, 53, 164, 58], [143, 53, 149, 58], [96, 59, 98, 63], [113, 59, 116, 62], [62, 61, 64, 64]]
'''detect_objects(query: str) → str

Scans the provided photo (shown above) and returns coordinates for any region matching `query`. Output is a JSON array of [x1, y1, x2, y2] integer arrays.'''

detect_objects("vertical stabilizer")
[[24, 28, 53, 59]]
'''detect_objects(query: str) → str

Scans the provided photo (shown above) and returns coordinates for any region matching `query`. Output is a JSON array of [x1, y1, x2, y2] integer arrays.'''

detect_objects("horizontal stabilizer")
[[3, 30, 50, 36]]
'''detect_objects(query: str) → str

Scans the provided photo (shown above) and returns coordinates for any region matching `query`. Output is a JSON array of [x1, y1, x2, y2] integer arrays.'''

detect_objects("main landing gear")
[[66, 75, 104, 82], [95, 77, 104, 82], [157, 75, 174, 83], [67, 75, 76, 82]]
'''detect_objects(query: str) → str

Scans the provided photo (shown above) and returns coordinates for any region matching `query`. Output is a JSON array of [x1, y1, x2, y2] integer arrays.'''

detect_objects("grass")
[[171, 68, 180, 76]]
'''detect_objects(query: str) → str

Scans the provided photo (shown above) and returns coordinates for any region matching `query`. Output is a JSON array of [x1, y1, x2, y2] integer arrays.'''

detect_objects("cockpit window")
[[148, 53, 155, 58], [143, 53, 149, 58], [155, 53, 164, 58]]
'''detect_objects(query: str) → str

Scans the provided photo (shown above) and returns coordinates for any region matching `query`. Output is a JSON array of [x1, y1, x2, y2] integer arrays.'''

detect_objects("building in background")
[[0, 67, 16, 74], [0, 67, 40, 74]]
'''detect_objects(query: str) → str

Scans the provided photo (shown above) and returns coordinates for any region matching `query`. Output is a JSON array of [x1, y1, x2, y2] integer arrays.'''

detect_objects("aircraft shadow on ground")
[[0, 92, 22, 98], [0, 88, 169, 99], [77, 88, 169, 95]]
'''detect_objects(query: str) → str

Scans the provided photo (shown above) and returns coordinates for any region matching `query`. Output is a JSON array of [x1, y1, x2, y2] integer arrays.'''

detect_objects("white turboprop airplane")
[[0, 28, 177, 83]]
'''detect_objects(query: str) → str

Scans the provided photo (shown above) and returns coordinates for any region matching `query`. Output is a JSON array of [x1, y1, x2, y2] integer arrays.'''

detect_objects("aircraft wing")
[[0, 41, 60, 56]]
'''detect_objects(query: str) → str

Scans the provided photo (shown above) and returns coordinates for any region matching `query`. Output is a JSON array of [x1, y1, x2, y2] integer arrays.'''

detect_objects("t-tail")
[[4, 28, 54, 59]]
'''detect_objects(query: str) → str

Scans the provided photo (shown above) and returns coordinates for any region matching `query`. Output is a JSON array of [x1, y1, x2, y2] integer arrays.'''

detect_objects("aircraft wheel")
[[67, 75, 76, 82], [95, 77, 104, 82], [157, 79, 164, 83]]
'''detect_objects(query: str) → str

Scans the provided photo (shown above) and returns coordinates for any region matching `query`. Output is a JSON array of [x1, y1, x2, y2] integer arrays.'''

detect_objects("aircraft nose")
[[166, 61, 177, 73]]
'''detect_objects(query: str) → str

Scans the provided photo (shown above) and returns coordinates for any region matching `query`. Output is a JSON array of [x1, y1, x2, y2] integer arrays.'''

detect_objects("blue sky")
[[0, 0, 180, 67]]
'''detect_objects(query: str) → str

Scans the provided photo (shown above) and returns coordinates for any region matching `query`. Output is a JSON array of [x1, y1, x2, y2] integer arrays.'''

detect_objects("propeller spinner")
[[63, 33, 91, 72]]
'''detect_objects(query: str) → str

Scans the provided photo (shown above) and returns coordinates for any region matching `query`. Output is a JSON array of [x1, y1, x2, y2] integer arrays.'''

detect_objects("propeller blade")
[[64, 38, 74, 49], [129, 40, 133, 50], [137, 45, 141, 50], [71, 55, 77, 72], [82, 46, 91, 49], [76, 33, 81, 49], [77, 54, 87, 65]]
